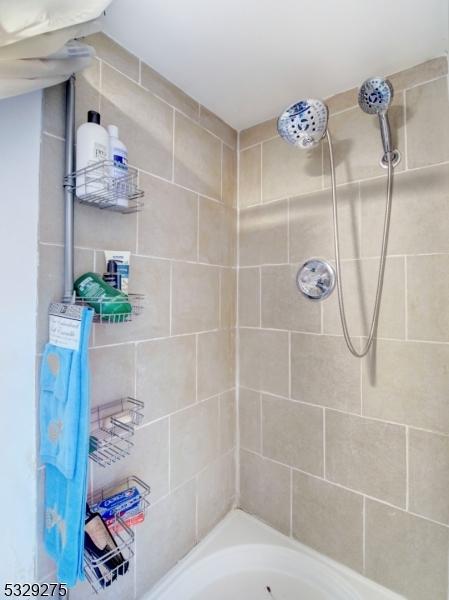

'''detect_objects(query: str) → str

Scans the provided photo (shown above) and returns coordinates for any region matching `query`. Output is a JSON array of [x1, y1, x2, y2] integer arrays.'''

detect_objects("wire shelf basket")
[[69, 293, 144, 324], [84, 515, 134, 594], [85, 476, 151, 593], [90, 398, 144, 468], [65, 160, 144, 213]]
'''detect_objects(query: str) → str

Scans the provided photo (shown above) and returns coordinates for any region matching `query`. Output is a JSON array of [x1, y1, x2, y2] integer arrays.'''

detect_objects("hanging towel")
[[40, 305, 94, 587]]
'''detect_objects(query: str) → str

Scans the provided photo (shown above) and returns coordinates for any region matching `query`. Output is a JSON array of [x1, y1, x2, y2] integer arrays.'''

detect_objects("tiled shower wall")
[[237, 57, 449, 600], [37, 34, 237, 598]]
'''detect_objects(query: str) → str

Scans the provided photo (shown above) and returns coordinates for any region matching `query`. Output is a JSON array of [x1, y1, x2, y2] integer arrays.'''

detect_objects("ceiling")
[[104, 0, 448, 130]]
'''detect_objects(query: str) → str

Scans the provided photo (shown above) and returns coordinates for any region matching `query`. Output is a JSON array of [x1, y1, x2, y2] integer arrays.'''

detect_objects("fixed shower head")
[[277, 99, 328, 149], [358, 77, 393, 114], [358, 77, 400, 167]]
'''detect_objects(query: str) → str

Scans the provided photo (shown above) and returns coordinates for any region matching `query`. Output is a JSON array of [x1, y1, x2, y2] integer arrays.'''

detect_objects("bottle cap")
[[88, 110, 101, 124], [108, 125, 119, 138], [106, 260, 118, 273]]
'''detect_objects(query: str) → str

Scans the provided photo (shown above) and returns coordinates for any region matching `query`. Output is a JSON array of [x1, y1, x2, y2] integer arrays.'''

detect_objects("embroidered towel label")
[[48, 303, 83, 350]]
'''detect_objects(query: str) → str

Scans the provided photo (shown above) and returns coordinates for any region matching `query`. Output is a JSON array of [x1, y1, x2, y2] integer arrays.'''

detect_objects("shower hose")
[[326, 130, 393, 358]]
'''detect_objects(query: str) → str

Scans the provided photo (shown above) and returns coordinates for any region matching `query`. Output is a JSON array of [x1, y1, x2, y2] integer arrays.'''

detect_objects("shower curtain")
[[0, 0, 112, 98]]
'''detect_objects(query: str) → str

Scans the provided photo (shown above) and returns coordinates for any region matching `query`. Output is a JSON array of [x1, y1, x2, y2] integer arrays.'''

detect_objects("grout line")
[[289, 467, 293, 537], [172, 108, 176, 182], [404, 255, 408, 341], [405, 426, 410, 512], [362, 496, 366, 574], [322, 408, 326, 479], [169, 261, 173, 336]]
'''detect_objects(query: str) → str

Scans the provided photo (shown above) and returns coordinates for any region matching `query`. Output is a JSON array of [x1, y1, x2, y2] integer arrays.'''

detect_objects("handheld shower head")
[[358, 77, 393, 114], [358, 77, 400, 167], [277, 99, 328, 149]]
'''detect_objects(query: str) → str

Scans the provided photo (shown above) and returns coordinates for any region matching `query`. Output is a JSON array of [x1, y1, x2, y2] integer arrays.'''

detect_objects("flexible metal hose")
[[327, 130, 393, 358]]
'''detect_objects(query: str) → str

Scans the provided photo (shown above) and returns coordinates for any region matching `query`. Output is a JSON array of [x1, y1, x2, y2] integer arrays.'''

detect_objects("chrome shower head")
[[277, 99, 328, 149], [358, 77, 393, 114]]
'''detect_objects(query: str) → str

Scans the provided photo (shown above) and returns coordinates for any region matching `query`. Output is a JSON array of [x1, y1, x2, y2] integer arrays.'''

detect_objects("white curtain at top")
[[0, 0, 113, 99]]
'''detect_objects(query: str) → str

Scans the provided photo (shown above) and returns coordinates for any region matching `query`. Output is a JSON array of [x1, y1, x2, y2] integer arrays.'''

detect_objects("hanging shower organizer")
[[61, 76, 145, 320], [60, 76, 150, 594]]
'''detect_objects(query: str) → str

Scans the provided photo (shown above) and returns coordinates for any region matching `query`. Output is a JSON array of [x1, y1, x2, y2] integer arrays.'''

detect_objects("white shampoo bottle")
[[76, 110, 109, 200], [108, 125, 129, 208]]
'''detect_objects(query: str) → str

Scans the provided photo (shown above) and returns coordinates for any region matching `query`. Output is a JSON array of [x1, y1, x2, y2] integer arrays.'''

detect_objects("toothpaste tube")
[[91, 487, 141, 521], [108, 511, 145, 533]]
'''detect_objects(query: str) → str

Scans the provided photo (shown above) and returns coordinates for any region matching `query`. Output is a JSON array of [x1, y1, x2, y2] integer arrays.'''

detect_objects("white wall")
[[0, 90, 41, 584]]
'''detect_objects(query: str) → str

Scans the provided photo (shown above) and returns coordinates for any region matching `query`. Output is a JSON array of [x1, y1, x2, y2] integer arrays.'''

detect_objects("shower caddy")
[[58, 75, 151, 594]]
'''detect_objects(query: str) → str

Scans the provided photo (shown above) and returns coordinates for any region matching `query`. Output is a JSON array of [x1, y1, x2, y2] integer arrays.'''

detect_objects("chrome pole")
[[63, 75, 76, 302]]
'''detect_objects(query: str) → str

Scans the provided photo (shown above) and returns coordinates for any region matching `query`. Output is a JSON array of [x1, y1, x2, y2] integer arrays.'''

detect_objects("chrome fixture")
[[278, 81, 397, 358], [296, 259, 335, 301], [358, 77, 401, 168]]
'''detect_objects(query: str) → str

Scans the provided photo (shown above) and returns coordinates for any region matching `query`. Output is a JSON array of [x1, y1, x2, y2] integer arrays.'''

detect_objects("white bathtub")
[[143, 509, 404, 600]]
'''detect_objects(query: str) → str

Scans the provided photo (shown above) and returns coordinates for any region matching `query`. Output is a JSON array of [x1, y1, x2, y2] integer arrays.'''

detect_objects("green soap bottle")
[[74, 272, 132, 322]]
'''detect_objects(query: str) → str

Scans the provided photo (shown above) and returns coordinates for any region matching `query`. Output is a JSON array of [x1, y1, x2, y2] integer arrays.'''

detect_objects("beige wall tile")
[[39, 134, 65, 244], [239, 200, 288, 266], [361, 164, 449, 257], [220, 268, 236, 329], [141, 62, 199, 121], [92, 418, 169, 502], [389, 56, 447, 92], [220, 390, 236, 453], [199, 105, 237, 149], [170, 397, 219, 488], [238, 268, 260, 327], [42, 83, 65, 138], [138, 173, 197, 260], [101, 63, 173, 179], [239, 145, 261, 208], [365, 499, 449, 600], [239, 388, 261, 452], [197, 452, 235, 539], [90, 343, 135, 407], [261, 265, 321, 332], [174, 112, 222, 199], [75, 200, 137, 252], [239, 118, 277, 149], [239, 450, 290, 535], [171, 262, 220, 334], [87, 33, 139, 81], [409, 428, 449, 524], [262, 136, 322, 202], [197, 330, 235, 399], [289, 184, 360, 262], [406, 77, 449, 168], [94, 255, 170, 345], [136, 480, 196, 597], [323, 97, 405, 185], [262, 395, 323, 475], [240, 328, 289, 396], [362, 339, 449, 434], [199, 197, 235, 266], [326, 87, 357, 115], [291, 333, 361, 413], [222, 144, 237, 207], [407, 254, 449, 342], [323, 256, 405, 339], [136, 335, 196, 422], [292, 471, 363, 572], [326, 410, 406, 506]]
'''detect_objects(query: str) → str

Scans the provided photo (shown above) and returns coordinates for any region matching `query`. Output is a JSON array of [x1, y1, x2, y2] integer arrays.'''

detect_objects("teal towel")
[[40, 306, 93, 587]]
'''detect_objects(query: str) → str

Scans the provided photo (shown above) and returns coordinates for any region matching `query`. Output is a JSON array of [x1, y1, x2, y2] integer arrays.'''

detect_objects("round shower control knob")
[[296, 259, 336, 301]]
